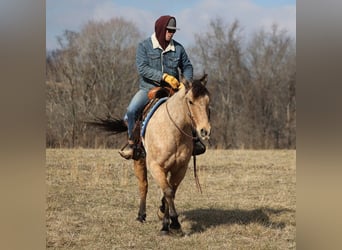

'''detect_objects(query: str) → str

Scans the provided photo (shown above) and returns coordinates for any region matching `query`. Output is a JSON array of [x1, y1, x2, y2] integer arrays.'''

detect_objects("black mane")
[[191, 80, 210, 99]]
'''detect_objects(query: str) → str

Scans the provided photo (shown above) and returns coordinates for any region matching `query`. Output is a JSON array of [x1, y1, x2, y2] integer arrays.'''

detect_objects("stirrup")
[[132, 145, 145, 160], [119, 142, 145, 160]]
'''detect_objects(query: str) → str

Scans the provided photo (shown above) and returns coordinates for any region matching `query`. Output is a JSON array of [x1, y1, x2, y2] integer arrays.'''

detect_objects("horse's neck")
[[166, 88, 191, 127]]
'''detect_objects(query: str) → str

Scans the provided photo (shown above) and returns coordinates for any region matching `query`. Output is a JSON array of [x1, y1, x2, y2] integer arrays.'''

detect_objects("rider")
[[119, 15, 204, 160]]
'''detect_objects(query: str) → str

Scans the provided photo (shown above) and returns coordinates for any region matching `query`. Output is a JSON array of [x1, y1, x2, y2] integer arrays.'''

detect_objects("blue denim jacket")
[[136, 34, 193, 91]]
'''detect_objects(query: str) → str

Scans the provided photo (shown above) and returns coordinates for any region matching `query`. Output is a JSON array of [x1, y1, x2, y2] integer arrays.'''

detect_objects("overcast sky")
[[46, 0, 296, 51]]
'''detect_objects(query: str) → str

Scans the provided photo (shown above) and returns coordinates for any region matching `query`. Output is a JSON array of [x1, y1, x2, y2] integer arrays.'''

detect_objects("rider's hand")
[[162, 73, 180, 90]]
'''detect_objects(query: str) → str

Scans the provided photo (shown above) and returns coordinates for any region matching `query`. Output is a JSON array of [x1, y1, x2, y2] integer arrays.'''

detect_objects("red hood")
[[154, 15, 174, 50]]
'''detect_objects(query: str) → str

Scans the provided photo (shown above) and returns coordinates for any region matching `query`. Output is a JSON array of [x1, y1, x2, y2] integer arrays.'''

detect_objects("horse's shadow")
[[181, 207, 294, 235]]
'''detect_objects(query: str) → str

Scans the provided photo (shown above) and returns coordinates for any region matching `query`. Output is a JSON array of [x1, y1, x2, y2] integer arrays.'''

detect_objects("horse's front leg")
[[164, 187, 181, 231], [133, 158, 148, 222], [157, 196, 166, 220], [160, 199, 170, 235], [158, 195, 180, 230], [167, 166, 188, 231]]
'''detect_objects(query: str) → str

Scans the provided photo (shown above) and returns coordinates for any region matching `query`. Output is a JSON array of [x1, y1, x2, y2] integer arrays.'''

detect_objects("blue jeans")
[[124, 89, 150, 140]]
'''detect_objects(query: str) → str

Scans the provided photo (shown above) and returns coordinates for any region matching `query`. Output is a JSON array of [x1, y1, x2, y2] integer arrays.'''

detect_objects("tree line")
[[46, 17, 296, 149]]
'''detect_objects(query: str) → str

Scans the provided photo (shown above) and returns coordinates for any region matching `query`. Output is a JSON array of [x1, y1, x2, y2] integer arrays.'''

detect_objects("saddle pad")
[[141, 97, 168, 138]]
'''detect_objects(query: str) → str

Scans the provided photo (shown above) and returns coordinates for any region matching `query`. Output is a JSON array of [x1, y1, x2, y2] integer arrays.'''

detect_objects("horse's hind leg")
[[134, 158, 148, 222]]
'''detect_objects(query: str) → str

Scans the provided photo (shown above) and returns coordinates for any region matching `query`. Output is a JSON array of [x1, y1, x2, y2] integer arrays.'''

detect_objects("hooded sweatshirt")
[[154, 15, 174, 50]]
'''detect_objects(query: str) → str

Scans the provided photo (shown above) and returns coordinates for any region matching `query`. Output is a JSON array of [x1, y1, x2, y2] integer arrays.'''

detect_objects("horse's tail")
[[86, 117, 127, 134]]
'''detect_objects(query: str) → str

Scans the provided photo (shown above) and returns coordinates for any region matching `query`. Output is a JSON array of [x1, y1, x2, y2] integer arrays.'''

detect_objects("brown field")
[[46, 149, 296, 249]]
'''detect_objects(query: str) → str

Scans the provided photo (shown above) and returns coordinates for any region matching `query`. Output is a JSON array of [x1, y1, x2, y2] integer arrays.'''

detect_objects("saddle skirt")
[[141, 97, 168, 138]]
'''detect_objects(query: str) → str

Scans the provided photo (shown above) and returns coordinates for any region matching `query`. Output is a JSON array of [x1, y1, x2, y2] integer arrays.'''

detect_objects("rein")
[[165, 98, 202, 194], [192, 141, 203, 194], [165, 100, 197, 140]]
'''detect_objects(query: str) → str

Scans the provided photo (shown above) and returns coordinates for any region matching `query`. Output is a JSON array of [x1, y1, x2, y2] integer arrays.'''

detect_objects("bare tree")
[[46, 17, 142, 148], [190, 19, 249, 148], [189, 20, 296, 149], [246, 24, 296, 148]]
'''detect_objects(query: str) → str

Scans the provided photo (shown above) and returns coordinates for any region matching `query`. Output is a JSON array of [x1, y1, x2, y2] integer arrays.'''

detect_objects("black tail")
[[86, 117, 127, 134]]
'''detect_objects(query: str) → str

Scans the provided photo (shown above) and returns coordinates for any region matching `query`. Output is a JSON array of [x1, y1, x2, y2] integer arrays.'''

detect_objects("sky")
[[46, 0, 296, 51]]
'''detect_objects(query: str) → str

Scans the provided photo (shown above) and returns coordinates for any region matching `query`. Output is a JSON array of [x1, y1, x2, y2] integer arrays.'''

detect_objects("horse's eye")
[[188, 100, 193, 105]]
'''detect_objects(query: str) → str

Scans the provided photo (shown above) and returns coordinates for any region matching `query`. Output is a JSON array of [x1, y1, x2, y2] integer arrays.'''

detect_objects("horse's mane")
[[190, 79, 210, 99]]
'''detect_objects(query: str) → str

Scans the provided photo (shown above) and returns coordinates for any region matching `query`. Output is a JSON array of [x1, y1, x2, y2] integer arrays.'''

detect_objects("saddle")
[[147, 86, 175, 100], [128, 87, 174, 160]]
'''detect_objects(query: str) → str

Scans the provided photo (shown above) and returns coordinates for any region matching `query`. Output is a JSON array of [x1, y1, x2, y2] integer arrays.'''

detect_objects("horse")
[[91, 74, 211, 235]]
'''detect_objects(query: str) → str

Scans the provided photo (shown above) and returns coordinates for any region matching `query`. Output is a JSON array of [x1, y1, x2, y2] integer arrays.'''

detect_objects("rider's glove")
[[162, 73, 180, 90]]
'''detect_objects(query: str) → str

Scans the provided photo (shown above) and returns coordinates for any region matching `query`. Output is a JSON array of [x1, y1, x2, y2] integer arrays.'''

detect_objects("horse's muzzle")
[[200, 128, 211, 140]]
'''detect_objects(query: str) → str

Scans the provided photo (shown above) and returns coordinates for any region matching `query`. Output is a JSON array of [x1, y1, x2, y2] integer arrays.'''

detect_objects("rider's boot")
[[119, 140, 134, 160]]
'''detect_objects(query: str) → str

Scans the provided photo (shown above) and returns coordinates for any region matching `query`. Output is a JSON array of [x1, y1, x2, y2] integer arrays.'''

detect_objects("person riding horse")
[[120, 15, 205, 160]]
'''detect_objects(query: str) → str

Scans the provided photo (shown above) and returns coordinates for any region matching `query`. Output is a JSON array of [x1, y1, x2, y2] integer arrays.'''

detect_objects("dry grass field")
[[46, 149, 296, 249]]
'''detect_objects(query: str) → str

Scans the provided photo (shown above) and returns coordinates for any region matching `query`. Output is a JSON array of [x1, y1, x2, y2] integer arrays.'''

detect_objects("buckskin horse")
[[91, 74, 211, 235]]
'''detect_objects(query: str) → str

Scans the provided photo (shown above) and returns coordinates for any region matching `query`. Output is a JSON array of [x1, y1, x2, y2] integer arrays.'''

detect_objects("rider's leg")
[[119, 89, 149, 159]]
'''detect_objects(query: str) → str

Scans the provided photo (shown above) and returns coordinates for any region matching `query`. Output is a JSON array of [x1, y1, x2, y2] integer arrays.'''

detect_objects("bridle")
[[165, 96, 198, 140]]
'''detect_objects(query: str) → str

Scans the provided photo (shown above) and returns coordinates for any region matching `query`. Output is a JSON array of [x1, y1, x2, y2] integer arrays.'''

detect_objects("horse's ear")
[[199, 73, 208, 86]]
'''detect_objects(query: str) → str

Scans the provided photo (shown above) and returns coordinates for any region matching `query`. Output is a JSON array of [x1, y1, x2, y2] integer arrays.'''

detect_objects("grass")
[[46, 149, 296, 249]]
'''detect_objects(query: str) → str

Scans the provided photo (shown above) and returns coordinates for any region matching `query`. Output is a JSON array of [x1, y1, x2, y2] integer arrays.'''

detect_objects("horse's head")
[[183, 74, 211, 140]]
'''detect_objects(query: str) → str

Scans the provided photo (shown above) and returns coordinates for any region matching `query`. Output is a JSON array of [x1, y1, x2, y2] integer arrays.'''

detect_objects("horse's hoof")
[[170, 221, 181, 230], [169, 228, 184, 237], [159, 230, 169, 236], [170, 220, 183, 236], [170, 223, 181, 230], [160, 223, 169, 236], [157, 208, 164, 220], [170, 216, 181, 229], [136, 214, 146, 223]]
